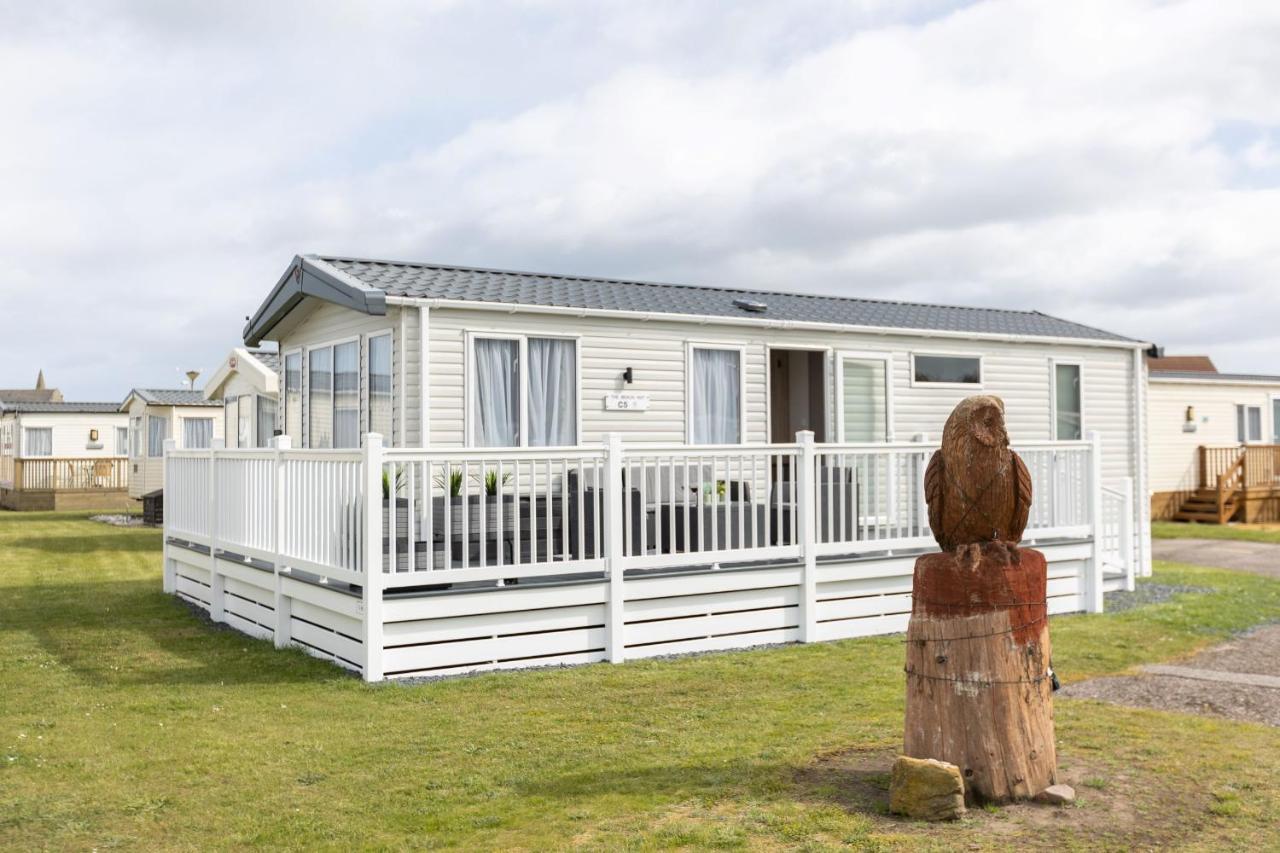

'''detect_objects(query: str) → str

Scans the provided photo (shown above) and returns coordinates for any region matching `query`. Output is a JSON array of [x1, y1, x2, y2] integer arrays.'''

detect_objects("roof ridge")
[[313, 254, 1067, 319]]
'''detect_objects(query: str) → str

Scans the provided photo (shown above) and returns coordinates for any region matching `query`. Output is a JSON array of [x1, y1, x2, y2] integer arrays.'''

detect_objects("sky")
[[2, 0, 1279, 401]]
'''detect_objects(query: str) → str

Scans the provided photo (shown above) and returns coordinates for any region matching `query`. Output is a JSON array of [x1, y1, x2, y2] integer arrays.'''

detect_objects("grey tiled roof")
[[1150, 370, 1280, 383], [0, 401, 122, 414], [0, 388, 61, 403], [248, 349, 280, 373], [127, 388, 221, 407], [312, 255, 1139, 343]]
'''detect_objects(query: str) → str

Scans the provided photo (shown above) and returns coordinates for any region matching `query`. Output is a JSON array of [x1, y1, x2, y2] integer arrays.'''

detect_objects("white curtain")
[[309, 348, 333, 448], [528, 338, 575, 446], [475, 338, 519, 446], [24, 428, 52, 457], [147, 416, 168, 457], [691, 348, 741, 444], [334, 341, 360, 448], [182, 418, 213, 449]]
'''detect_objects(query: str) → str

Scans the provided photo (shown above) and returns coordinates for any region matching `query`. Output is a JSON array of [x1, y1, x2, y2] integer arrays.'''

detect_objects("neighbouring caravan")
[[1147, 364, 1280, 522], [0, 400, 130, 511], [203, 347, 280, 449], [161, 255, 1151, 681], [121, 389, 224, 500]]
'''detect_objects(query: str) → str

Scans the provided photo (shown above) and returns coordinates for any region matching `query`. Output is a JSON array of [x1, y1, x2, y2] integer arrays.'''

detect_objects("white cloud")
[[1, 0, 1279, 398]]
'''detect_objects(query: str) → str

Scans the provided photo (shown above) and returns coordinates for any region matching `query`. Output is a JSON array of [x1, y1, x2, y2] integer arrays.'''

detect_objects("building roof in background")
[[0, 401, 122, 414], [1146, 354, 1217, 373], [243, 254, 1144, 346], [123, 388, 222, 408], [0, 369, 63, 404], [249, 349, 280, 374], [1149, 370, 1280, 384]]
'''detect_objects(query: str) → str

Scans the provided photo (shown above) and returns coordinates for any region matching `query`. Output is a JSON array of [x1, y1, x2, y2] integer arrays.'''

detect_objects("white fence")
[[164, 431, 1127, 681]]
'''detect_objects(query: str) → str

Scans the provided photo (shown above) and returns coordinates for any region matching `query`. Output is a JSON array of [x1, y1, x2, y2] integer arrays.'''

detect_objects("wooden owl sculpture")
[[924, 395, 1032, 559]]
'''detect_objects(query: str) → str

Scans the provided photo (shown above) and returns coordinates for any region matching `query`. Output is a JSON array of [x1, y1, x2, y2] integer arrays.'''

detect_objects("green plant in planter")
[[433, 466, 464, 498], [381, 466, 407, 501], [476, 469, 513, 496]]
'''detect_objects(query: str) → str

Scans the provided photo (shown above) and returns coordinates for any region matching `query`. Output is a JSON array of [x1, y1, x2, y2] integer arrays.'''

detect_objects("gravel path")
[[1152, 537, 1280, 579], [1064, 538, 1280, 726]]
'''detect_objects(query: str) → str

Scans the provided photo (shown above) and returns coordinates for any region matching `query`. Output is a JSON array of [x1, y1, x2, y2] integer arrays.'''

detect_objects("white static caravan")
[[203, 348, 280, 449], [1147, 368, 1280, 522], [0, 401, 130, 511], [162, 255, 1150, 681], [121, 389, 224, 500]]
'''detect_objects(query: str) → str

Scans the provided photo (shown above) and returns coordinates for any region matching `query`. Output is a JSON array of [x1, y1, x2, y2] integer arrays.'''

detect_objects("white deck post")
[[797, 430, 818, 641], [1121, 475, 1135, 592], [272, 435, 292, 649], [208, 438, 225, 622], [162, 438, 176, 594], [1085, 430, 1104, 614], [603, 432, 626, 664], [361, 433, 385, 682]]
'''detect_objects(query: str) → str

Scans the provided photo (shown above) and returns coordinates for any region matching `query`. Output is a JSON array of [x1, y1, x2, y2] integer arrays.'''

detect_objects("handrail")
[[1215, 452, 1247, 523]]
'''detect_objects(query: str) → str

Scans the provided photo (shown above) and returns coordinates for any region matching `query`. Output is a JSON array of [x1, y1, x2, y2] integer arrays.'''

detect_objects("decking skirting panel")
[[167, 542, 1091, 681]]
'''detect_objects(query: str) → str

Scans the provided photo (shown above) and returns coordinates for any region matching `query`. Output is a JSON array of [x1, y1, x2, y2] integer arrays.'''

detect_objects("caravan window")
[[1053, 363, 1083, 440], [147, 416, 168, 457], [257, 396, 277, 447], [368, 333, 393, 441], [470, 335, 578, 447], [24, 428, 52, 457], [115, 426, 129, 456], [689, 346, 743, 444], [1237, 405, 1263, 443], [283, 351, 302, 443], [912, 354, 981, 386], [182, 418, 213, 449]]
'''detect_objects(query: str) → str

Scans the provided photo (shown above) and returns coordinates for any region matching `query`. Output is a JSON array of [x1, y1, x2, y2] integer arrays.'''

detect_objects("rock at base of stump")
[[889, 755, 966, 821], [1034, 784, 1076, 806]]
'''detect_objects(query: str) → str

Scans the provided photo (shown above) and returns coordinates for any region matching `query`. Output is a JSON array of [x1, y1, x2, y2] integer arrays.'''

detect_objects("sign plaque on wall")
[[603, 392, 651, 411]]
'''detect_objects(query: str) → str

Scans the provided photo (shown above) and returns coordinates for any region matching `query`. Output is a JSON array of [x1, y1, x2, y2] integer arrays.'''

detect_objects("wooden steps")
[[1172, 488, 1238, 524]]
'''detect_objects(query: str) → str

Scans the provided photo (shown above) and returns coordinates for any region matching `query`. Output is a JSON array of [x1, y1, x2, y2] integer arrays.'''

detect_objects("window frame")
[[685, 341, 749, 445], [282, 347, 304, 445], [1237, 403, 1264, 444], [909, 351, 984, 389], [1049, 359, 1085, 442], [1271, 395, 1280, 445], [303, 334, 361, 449], [366, 331, 395, 443], [23, 427, 53, 457], [146, 415, 168, 458], [130, 416, 142, 458], [115, 425, 129, 457], [223, 396, 239, 449], [180, 416, 214, 450], [465, 330, 582, 448], [256, 395, 278, 448], [834, 349, 895, 443]]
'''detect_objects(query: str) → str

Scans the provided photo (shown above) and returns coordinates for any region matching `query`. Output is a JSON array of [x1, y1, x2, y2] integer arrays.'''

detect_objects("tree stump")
[[903, 542, 1057, 803]]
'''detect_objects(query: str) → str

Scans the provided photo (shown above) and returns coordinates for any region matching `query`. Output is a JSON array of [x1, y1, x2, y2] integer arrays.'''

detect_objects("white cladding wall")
[[1148, 379, 1280, 494], [126, 399, 224, 498], [423, 307, 1141, 487], [272, 301, 416, 447], [6, 412, 130, 458]]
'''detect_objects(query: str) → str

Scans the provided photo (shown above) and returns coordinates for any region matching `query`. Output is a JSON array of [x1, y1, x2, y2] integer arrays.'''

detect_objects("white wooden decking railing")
[[163, 431, 1133, 681]]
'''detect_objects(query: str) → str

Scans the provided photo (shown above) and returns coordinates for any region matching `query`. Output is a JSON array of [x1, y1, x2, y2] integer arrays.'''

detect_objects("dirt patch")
[[793, 746, 1204, 850]]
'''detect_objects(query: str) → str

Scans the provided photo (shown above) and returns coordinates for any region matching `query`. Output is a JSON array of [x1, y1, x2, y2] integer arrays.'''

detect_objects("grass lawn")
[[3, 512, 1280, 850], [1153, 520, 1280, 545]]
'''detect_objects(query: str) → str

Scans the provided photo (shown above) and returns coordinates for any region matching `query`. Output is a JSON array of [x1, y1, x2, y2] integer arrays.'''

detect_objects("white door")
[[836, 352, 892, 442]]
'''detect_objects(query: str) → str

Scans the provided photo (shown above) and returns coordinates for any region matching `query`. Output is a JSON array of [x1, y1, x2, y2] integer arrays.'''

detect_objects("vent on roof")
[[733, 298, 768, 313]]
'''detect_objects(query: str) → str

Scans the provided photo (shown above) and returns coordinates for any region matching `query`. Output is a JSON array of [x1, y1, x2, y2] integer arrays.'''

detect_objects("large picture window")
[[368, 334, 393, 441], [470, 335, 578, 447], [284, 351, 302, 443], [1053, 363, 1082, 440], [147, 416, 168, 457], [23, 428, 52, 457], [912, 353, 981, 386], [689, 346, 742, 444]]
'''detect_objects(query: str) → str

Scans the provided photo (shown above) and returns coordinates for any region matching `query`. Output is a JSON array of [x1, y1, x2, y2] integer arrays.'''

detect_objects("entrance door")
[[768, 349, 827, 443], [836, 352, 891, 442]]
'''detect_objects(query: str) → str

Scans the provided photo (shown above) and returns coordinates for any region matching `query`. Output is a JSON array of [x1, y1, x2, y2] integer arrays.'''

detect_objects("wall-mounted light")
[[622, 367, 634, 384], [89, 429, 99, 442], [1182, 405, 1198, 433]]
